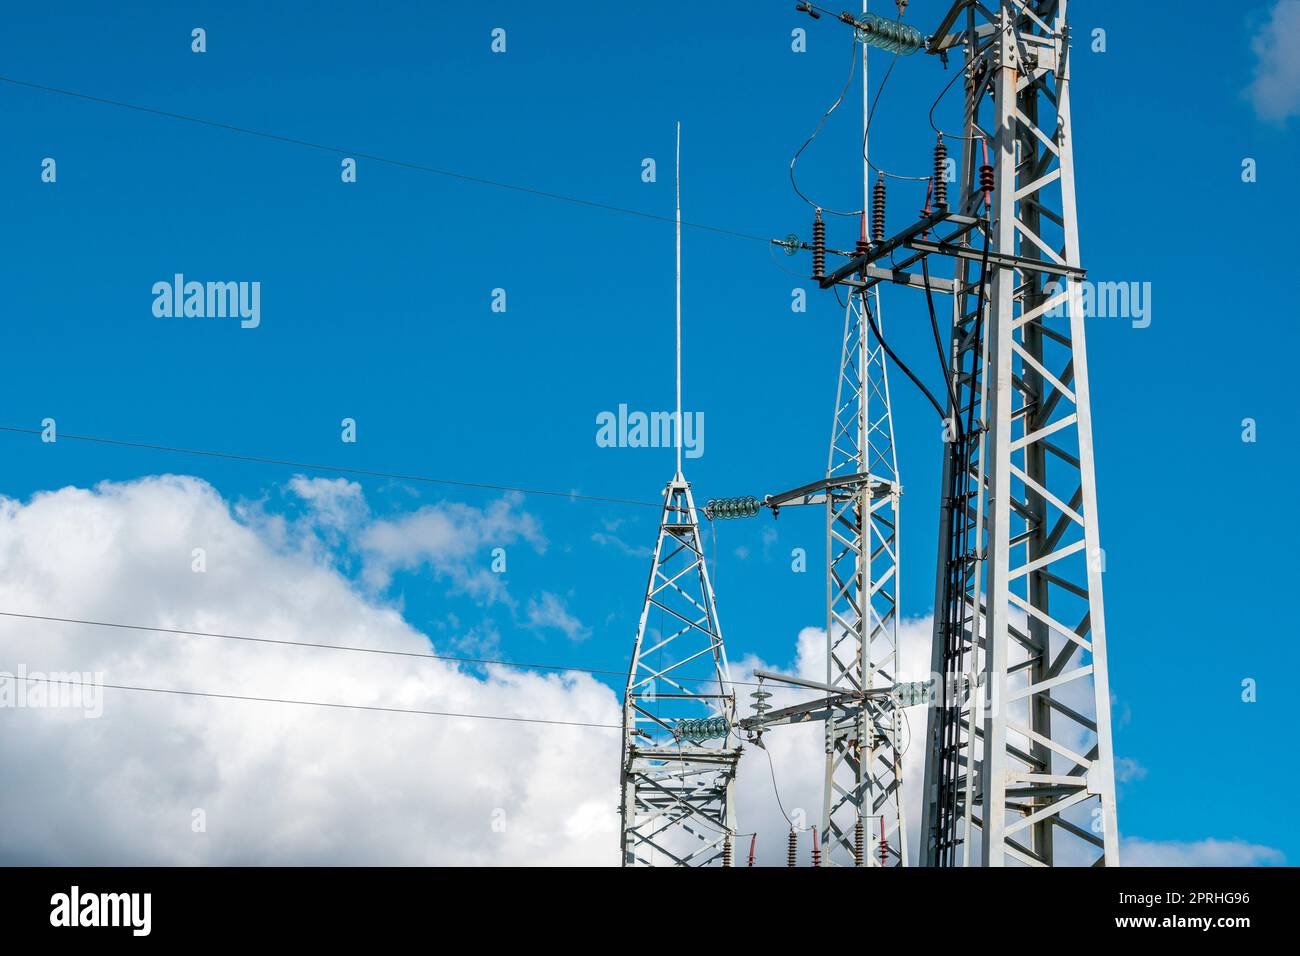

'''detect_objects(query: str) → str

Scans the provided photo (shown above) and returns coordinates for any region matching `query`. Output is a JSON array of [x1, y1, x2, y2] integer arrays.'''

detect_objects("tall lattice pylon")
[[619, 124, 740, 866], [620, 474, 739, 866], [919, 0, 1120, 867], [822, 284, 907, 867], [817, 2, 908, 867]]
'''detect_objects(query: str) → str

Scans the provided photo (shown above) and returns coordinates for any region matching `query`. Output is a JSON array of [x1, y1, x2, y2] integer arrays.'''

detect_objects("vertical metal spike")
[[619, 128, 740, 867]]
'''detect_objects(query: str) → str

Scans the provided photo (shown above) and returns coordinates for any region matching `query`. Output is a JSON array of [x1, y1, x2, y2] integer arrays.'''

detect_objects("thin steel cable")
[[768, 240, 811, 279], [0, 609, 629, 677], [862, 33, 929, 184], [708, 516, 718, 600], [0, 671, 621, 729], [761, 742, 809, 831], [793, 3, 924, 190], [790, 25, 923, 215], [0, 608, 779, 688], [0, 74, 772, 245], [789, 33, 861, 216], [0, 424, 661, 508], [899, 704, 912, 757]]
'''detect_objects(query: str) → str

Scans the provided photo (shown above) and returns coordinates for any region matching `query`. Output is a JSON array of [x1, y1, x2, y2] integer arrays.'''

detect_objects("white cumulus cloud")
[[0, 476, 1284, 866], [0, 476, 614, 865], [1247, 0, 1300, 121], [524, 591, 591, 642], [1121, 837, 1285, 867], [356, 493, 545, 600]]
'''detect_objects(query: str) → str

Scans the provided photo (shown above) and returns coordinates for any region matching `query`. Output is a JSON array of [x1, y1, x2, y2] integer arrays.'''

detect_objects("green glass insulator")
[[855, 13, 925, 56]]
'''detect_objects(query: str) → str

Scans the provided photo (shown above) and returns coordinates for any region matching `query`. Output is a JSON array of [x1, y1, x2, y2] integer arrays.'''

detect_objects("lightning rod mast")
[[619, 125, 741, 867]]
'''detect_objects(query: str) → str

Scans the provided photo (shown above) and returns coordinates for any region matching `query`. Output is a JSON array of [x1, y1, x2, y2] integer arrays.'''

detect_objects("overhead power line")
[[0, 670, 622, 729], [0, 609, 778, 688], [0, 609, 630, 679], [0, 424, 661, 508], [0, 74, 772, 245]]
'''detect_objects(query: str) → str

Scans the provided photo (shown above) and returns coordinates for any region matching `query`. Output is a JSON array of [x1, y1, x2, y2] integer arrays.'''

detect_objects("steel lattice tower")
[[619, 126, 740, 867], [918, 0, 1120, 867], [620, 475, 739, 866], [822, 286, 907, 867], [818, 3, 908, 867]]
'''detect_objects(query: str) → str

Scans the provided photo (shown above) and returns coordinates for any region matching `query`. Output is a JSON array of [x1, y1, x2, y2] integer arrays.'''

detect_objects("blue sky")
[[1, 1, 1296, 863]]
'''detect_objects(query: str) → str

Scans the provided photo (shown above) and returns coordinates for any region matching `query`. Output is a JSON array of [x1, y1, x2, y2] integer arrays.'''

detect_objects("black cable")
[[801, 9, 969, 431], [966, 225, 993, 447], [860, 294, 947, 421], [0, 671, 622, 729], [945, 238, 991, 859], [934, 219, 992, 865], [865, 55, 898, 145], [928, 57, 968, 140], [921, 256, 962, 437], [0, 74, 771, 245], [0, 424, 661, 508], [864, 56, 928, 183], [928, 38, 996, 142]]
